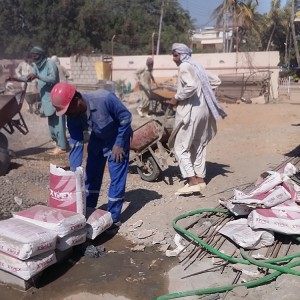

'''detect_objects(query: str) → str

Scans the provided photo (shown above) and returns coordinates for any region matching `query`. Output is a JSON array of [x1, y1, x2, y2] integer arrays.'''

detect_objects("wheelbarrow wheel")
[[137, 155, 160, 182], [0, 147, 10, 176], [0, 132, 8, 149]]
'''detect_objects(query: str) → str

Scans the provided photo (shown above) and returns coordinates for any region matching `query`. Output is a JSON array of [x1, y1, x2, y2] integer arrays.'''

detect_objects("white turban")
[[171, 43, 192, 55], [171, 43, 192, 62]]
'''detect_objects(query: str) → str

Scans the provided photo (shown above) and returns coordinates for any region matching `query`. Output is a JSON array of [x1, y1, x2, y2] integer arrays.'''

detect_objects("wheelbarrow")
[[130, 108, 175, 182], [0, 82, 29, 175]]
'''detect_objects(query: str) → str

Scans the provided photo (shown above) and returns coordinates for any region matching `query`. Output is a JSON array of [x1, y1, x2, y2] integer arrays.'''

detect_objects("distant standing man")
[[15, 52, 39, 112], [136, 57, 157, 118], [50, 82, 132, 227], [51, 55, 70, 82], [169, 43, 227, 195], [15, 52, 38, 94]]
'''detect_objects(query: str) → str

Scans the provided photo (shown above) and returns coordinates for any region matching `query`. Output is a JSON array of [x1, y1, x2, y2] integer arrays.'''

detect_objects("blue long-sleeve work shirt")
[[68, 89, 132, 160]]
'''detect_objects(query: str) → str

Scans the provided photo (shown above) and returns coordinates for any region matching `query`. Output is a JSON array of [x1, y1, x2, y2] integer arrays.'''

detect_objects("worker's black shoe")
[[106, 221, 122, 234]]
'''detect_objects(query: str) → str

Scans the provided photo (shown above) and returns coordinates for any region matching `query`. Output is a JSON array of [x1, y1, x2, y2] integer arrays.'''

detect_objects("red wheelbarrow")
[[130, 108, 175, 182]]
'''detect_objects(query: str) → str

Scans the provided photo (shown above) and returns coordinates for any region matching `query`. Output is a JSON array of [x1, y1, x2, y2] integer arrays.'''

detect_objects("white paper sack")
[[86, 208, 113, 239], [0, 218, 57, 260], [240, 171, 283, 199], [278, 162, 298, 177], [49, 164, 86, 216], [13, 205, 86, 238], [233, 186, 291, 208], [165, 233, 185, 257], [282, 180, 300, 203], [56, 228, 87, 251], [219, 199, 253, 216], [218, 218, 274, 249], [0, 250, 56, 280], [248, 201, 300, 235]]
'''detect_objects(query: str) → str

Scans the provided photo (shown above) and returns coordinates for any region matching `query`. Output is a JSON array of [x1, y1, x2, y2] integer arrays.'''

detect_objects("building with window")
[[191, 27, 233, 52]]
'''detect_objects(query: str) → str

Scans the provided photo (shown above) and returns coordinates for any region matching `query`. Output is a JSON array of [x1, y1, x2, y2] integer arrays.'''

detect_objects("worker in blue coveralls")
[[50, 82, 132, 228]]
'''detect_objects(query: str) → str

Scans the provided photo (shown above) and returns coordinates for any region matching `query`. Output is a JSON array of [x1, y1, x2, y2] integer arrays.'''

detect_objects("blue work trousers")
[[67, 114, 87, 171], [85, 134, 130, 223]]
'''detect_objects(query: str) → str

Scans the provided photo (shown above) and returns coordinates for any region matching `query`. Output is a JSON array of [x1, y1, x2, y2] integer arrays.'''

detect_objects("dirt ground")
[[1, 96, 300, 299]]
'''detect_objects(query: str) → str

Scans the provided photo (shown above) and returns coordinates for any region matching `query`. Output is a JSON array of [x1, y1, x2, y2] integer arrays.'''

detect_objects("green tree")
[[0, 0, 194, 58], [212, 0, 257, 52]]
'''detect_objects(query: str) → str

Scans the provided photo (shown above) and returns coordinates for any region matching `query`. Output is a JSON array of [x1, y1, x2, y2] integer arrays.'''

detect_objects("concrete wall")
[[111, 51, 280, 99], [0, 51, 280, 99]]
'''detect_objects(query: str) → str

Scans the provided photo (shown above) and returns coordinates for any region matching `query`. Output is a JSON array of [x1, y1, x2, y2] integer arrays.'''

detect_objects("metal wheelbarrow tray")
[[0, 84, 29, 175], [130, 116, 174, 182]]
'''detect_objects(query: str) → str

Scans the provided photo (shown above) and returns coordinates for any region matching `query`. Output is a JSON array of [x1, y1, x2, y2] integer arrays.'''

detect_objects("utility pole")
[[222, 0, 227, 53], [111, 35, 115, 81], [156, 0, 165, 55], [152, 32, 156, 61]]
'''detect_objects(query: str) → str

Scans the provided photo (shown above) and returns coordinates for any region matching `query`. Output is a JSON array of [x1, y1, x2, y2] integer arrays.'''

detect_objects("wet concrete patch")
[[0, 234, 176, 300]]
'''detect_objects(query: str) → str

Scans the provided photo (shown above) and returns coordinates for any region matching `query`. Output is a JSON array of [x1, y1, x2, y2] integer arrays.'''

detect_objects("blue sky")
[[179, 0, 289, 29]]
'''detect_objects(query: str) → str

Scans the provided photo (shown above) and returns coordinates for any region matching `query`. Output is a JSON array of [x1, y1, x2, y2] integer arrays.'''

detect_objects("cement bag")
[[233, 185, 291, 208], [0, 218, 57, 260], [277, 162, 298, 177], [56, 228, 87, 251], [248, 201, 300, 235], [0, 250, 56, 280], [86, 208, 113, 240], [218, 218, 274, 249], [243, 171, 283, 198], [13, 205, 86, 238], [282, 180, 300, 203], [49, 164, 86, 216]]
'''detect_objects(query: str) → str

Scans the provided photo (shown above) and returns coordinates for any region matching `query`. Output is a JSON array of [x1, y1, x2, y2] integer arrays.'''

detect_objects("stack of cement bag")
[[219, 162, 300, 249], [0, 165, 113, 282], [49, 164, 113, 240], [0, 217, 57, 280]]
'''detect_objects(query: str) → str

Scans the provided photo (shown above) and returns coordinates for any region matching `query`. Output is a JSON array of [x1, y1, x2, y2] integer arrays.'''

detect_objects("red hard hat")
[[50, 82, 76, 116]]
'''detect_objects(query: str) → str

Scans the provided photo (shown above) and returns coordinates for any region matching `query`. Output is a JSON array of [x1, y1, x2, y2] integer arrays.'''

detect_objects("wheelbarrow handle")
[[158, 106, 174, 140]]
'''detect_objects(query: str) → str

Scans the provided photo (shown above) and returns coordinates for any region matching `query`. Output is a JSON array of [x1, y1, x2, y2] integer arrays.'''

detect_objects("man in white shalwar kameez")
[[168, 43, 227, 195]]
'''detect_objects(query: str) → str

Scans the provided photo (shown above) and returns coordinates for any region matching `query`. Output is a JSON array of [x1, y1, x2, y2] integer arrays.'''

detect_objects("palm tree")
[[266, 0, 281, 51], [212, 0, 257, 52], [291, 0, 300, 66]]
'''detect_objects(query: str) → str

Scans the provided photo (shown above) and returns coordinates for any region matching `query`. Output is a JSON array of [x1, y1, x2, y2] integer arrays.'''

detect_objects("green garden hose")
[[154, 208, 300, 300]]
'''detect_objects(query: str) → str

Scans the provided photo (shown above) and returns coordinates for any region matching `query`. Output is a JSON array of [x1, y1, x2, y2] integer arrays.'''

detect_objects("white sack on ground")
[[240, 171, 283, 198], [218, 218, 274, 249], [233, 185, 291, 208], [56, 228, 87, 251], [49, 164, 86, 216], [13, 205, 86, 237], [86, 208, 113, 240], [0, 250, 56, 280], [248, 201, 300, 235], [0, 218, 57, 260], [277, 162, 298, 177], [282, 180, 300, 203]]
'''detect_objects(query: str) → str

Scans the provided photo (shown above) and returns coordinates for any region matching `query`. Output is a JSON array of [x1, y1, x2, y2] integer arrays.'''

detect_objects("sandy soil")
[[1, 97, 300, 299]]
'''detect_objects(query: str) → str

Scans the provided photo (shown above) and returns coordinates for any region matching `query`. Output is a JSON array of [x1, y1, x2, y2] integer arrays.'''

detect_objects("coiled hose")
[[154, 208, 300, 300]]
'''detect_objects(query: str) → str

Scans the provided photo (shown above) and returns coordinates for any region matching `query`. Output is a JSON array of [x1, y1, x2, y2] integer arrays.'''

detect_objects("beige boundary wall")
[[0, 51, 280, 99], [112, 51, 280, 99]]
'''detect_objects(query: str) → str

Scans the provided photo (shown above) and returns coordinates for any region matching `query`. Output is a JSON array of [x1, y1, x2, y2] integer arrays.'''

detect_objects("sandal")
[[175, 183, 201, 195]]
